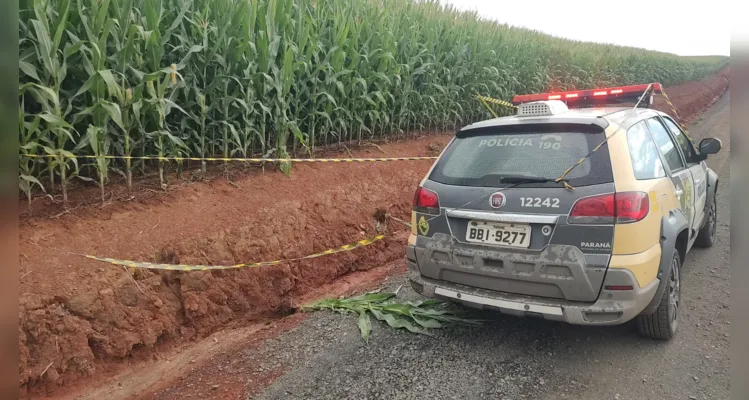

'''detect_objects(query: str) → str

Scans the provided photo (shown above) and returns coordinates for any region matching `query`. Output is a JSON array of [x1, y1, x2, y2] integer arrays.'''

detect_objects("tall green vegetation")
[[18, 0, 727, 206]]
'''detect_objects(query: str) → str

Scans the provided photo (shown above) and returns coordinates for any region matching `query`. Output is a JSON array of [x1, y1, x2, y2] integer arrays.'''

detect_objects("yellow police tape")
[[476, 95, 499, 118], [659, 87, 696, 144], [83, 234, 385, 271], [474, 94, 518, 109], [20, 154, 438, 163]]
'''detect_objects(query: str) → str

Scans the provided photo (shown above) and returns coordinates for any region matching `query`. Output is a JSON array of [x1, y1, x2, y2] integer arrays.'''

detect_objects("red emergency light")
[[511, 83, 662, 106]]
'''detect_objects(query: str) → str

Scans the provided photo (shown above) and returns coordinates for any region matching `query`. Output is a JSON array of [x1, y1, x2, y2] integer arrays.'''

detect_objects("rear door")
[[645, 117, 697, 232], [661, 116, 708, 231], [419, 122, 616, 302]]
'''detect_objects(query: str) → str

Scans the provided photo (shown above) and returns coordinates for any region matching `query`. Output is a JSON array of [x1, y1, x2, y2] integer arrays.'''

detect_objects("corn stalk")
[[18, 99, 46, 213], [302, 289, 482, 343], [21, 0, 83, 208]]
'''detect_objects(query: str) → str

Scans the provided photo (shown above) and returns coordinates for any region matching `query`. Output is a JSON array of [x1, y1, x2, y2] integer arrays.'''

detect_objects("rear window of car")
[[429, 125, 614, 187]]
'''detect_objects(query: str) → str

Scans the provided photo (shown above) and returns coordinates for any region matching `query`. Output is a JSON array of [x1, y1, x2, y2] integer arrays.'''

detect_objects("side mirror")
[[698, 138, 722, 157]]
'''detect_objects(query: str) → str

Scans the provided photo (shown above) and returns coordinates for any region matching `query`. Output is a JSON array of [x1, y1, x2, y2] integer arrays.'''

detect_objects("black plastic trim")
[[641, 210, 689, 315], [457, 121, 608, 138]]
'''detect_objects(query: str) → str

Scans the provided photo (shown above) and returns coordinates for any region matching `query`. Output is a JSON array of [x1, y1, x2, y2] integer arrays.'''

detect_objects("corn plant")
[[21, 0, 84, 208], [301, 289, 482, 342], [18, 0, 728, 203], [70, 0, 125, 202], [19, 100, 46, 213], [109, 0, 141, 194]]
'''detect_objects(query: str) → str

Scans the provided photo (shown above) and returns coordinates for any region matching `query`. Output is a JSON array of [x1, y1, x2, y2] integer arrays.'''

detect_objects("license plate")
[[465, 221, 531, 248]]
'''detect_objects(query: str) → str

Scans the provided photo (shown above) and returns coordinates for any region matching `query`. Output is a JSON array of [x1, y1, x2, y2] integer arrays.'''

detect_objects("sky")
[[441, 0, 731, 57]]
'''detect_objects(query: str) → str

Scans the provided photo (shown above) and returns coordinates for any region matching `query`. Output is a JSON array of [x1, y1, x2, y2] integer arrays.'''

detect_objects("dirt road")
[[151, 91, 731, 400]]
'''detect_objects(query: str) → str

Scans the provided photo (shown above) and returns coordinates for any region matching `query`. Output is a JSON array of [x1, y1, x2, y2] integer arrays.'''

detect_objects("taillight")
[[413, 186, 440, 214], [568, 192, 649, 224], [569, 193, 616, 224], [615, 192, 650, 222]]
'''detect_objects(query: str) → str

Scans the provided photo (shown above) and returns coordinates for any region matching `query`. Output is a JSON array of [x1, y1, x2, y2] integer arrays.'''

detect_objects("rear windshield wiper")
[[498, 175, 554, 183]]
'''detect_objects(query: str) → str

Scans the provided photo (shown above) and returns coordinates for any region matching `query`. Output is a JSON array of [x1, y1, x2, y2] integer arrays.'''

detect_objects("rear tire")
[[695, 197, 717, 248], [636, 250, 681, 340]]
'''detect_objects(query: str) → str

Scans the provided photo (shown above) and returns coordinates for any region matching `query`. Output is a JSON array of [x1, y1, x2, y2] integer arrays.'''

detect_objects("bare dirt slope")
[[18, 67, 729, 398], [19, 137, 450, 398]]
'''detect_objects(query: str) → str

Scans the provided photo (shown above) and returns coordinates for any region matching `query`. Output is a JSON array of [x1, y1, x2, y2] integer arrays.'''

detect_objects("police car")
[[406, 84, 721, 339]]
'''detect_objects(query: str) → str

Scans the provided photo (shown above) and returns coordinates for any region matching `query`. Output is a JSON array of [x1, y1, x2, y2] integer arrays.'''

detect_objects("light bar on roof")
[[511, 83, 662, 106]]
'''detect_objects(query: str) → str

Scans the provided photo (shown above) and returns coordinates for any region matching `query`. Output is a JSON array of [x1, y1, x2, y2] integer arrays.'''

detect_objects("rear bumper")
[[411, 233, 609, 302], [407, 244, 659, 326]]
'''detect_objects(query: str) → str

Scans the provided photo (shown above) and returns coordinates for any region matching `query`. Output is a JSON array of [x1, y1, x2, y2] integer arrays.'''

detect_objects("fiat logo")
[[490, 192, 506, 208]]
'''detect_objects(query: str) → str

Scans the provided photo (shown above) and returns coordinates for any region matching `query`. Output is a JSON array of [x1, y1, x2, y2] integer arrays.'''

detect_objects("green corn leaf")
[[166, 0, 191, 33], [19, 46, 36, 63], [56, 52, 69, 86], [74, 133, 91, 152], [23, 83, 60, 110], [411, 315, 443, 329], [73, 75, 96, 99], [129, 67, 145, 82], [60, 128, 78, 146], [163, 131, 188, 148], [347, 292, 396, 303], [288, 122, 306, 147], [38, 113, 72, 129], [132, 100, 142, 123], [335, 81, 345, 95], [20, 174, 45, 190], [19, 61, 40, 81], [360, 95, 376, 107], [20, 140, 40, 151], [222, 122, 241, 145], [357, 310, 372, 342], [41, 145, 57, 156], [176, 45, 204, 69], [164, 99, 189, 116], [60, 149, 80, 171], [98, 70, 122, 98], [100, 101, 125, 131], [369, 308, 431, 336], [316, 91, 338, 107], [380, 303, 415, 316], [51, 0, 71, 52], [30, 19, 55, 78], [73, 105, 97, 124]]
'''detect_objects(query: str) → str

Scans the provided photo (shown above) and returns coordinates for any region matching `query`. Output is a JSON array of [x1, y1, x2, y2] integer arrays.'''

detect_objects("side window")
[[647, 117, 685, 172], [626, 121, 666, 180], [662, 117, 699, 165]]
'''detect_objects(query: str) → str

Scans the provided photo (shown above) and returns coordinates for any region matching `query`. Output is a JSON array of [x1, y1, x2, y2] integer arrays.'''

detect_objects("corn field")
[[18, 0, 727, 206]]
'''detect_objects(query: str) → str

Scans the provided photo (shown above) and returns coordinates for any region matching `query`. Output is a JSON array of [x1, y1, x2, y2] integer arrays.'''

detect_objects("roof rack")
[[511, 83, 662, 109]]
